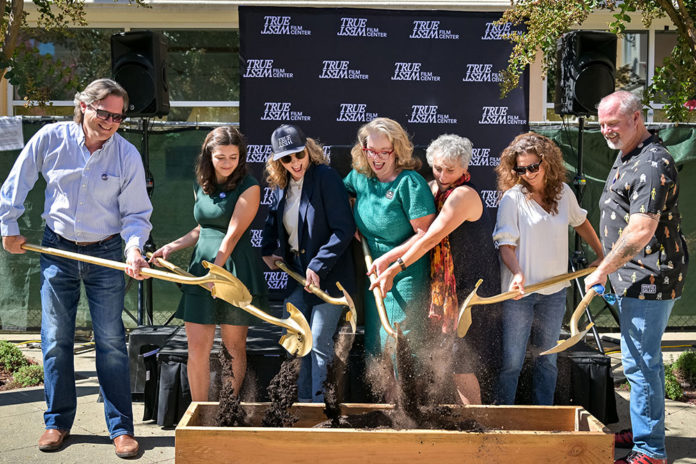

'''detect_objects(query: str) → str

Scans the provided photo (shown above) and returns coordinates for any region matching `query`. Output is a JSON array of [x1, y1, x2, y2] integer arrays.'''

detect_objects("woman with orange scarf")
[[370, 134, 501, 404]]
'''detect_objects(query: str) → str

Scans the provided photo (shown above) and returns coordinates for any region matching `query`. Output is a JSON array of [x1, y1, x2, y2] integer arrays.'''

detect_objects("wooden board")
[[176, 402, 612, 464]]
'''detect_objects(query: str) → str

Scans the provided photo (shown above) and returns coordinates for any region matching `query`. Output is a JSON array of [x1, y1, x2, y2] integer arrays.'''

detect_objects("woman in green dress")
[[150, 126, 267, 400], [344, 117, 436, 355]]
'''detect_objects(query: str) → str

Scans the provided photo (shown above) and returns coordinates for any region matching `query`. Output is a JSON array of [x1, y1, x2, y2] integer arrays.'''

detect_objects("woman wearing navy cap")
[[261, 124, 356, 403]]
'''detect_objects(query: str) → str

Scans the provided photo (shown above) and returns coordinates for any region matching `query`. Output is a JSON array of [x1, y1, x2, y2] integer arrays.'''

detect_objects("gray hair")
[[425, 134, 473, 170], [598, 90, 643, 118], [73, 78, 129, 124]]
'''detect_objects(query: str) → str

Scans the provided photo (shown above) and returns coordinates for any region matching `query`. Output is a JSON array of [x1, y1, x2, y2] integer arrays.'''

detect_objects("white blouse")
[[493, 183, 587, 295], [283, 176, 303, 252]]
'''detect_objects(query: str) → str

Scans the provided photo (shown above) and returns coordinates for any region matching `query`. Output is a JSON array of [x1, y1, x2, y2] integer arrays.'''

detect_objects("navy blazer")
[[261, 164, 356, 301]]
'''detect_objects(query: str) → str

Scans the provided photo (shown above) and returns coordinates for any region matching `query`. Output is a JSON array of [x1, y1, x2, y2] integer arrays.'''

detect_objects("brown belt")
[[64, 234, 117, 246]]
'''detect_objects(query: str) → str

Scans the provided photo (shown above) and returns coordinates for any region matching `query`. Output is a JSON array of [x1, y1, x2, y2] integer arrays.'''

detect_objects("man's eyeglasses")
[[88, 105, 125, 123], [362, 147, 394, 159], [280, 151, 307, 164], [513, 159, 543, 175]]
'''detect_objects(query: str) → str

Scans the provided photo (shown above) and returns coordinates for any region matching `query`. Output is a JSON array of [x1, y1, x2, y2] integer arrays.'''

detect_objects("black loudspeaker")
[[111, 31, 169, 117], [554, 31, 617, 116]]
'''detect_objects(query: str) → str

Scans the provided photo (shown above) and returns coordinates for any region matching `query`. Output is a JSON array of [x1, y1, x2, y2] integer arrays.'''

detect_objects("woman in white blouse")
[[493, 132, 603, 405]]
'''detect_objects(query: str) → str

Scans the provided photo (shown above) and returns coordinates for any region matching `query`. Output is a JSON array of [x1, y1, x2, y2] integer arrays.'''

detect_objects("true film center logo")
[[323, 145, 332, 163], [481, 190, 502, 208], [468, 148, 500, 167], [337, 17, 387, 37], [319, 61, 368, 80], [250, 229, 263, 248], [462, 64, 502, 83], [261, 16, 311, 35], [408, 105, 457, 124], [247, 145, 274, 163], [337, 104, 378, 123], [261, 102, 311, 121], [481, 22, 519, 40], [392, 62, 441, 82], [478, 106, 527, 125], [409, 20, 459, 40], [265, 271, 289, 290], [243, 59, 293, 79], [261, 187, 275, 205]]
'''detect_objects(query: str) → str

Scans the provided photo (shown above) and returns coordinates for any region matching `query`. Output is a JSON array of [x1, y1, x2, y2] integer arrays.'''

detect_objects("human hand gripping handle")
[[2, 235, 27, 254]]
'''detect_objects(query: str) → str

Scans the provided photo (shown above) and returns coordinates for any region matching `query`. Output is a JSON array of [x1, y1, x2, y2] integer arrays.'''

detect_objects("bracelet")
[[397, 257, 407, 271]]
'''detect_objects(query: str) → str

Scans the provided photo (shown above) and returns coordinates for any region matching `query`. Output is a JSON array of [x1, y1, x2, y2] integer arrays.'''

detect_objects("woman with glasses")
[[368, 134, 501, 404], [261, 124, 356, 403], [493, 132, 603, 405], [344, 117, 436, 356], [150, 126, 267, 401]]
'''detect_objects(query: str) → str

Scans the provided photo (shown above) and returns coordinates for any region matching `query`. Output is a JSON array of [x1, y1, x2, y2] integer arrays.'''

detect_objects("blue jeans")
[[497, 288, 567, 405], [284, 285, 343, 402], [40, 227, 133, 439], [619, 296, 675, 460]]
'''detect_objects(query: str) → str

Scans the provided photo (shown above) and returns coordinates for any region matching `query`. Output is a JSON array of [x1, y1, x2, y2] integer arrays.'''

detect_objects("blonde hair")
[[265, 137, 328, 189], [349, 117, 421, 177], [496, 132, 567, 215]]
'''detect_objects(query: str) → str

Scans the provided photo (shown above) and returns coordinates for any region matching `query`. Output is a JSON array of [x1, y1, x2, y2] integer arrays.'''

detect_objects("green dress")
[[176, 174, 268, 325], [343, 169, 436, 354]]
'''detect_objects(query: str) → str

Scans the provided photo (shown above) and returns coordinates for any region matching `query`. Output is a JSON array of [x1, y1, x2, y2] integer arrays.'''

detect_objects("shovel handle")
[[569, 287, 597, 336], [360, 239, 396, 339], [22, 243, 187, 283]]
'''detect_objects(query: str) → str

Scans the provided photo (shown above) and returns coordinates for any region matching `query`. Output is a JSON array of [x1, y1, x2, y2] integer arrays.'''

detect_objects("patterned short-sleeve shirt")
[[599, 135, 688, 300]]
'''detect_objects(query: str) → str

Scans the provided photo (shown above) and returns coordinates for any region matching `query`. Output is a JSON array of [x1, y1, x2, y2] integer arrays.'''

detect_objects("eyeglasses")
[[362, 147, 394, 159], [88, 104, 125, 123], [280, 151, 307, 164], [513, 159, 543, 175]]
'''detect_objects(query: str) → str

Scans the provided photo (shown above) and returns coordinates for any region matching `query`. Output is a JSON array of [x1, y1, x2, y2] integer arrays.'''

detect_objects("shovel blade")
[[279, 303, 312, 357], [457, 279, 483, 338], [540, 322, 595, 355], [202, 261, 253, 307], [336, 281, 357, 334]]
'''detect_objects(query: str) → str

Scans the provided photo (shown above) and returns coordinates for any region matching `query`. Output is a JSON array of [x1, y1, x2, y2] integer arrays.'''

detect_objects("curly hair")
[[265, 137, 328, 190], [195, 126, 248, 195], [425, 134, 473, 170], [350, 117, 421, 177], [495, 132, 567, 215]]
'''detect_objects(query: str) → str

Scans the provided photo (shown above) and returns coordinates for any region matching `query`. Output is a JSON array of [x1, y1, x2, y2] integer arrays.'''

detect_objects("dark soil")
[[313, 405, 486, 432], [674, 370, 696, 405], [323, 320, 356, 426], [261, 356, 302, 427], [215, 343, 248, 427], [0, 366, 17, 391]]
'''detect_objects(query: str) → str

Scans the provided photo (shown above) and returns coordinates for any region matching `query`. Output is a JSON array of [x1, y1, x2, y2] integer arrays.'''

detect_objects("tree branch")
[[1, 0, 24, 81]]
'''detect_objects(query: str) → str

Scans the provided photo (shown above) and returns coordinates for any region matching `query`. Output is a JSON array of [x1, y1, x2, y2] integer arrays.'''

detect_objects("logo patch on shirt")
[[640, 284, 657, 294], [386, 190, 394, 199]]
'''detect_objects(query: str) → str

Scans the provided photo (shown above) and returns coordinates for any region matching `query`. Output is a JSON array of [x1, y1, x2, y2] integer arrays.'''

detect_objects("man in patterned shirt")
[[585, 90, 688, 464]]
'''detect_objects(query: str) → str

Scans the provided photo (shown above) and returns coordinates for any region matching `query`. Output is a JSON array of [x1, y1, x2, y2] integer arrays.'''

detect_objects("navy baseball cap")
[[271, 124, 307, 160]]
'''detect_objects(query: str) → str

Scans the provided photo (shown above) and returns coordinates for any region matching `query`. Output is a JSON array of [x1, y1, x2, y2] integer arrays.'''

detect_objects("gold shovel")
[[274, 260, 357, 334], [456, 267, 597, 338], [360, 239, 397, 339], [20, 243, 312, 356], [146, 253, 312, 357], [540, 287, 596, 356]]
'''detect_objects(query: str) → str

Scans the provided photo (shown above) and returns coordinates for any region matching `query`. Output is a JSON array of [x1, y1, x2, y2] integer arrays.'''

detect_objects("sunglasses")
[[88, 104, 125, 123], [362, 147, 394, 159], [280, 151, 307, 164], [513, 159, 543, 175]]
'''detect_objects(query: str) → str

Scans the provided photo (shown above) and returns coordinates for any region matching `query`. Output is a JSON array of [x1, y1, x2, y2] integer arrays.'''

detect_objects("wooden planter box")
[[176, 402, 612, 463]]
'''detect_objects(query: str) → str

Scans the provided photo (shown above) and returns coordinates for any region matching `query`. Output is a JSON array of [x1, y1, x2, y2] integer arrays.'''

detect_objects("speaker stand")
[[137, 117, 156, 326]]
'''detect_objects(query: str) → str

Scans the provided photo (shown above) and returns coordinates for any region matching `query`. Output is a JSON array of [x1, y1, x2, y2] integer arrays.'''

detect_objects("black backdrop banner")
[[239, 6, 529, 298]]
